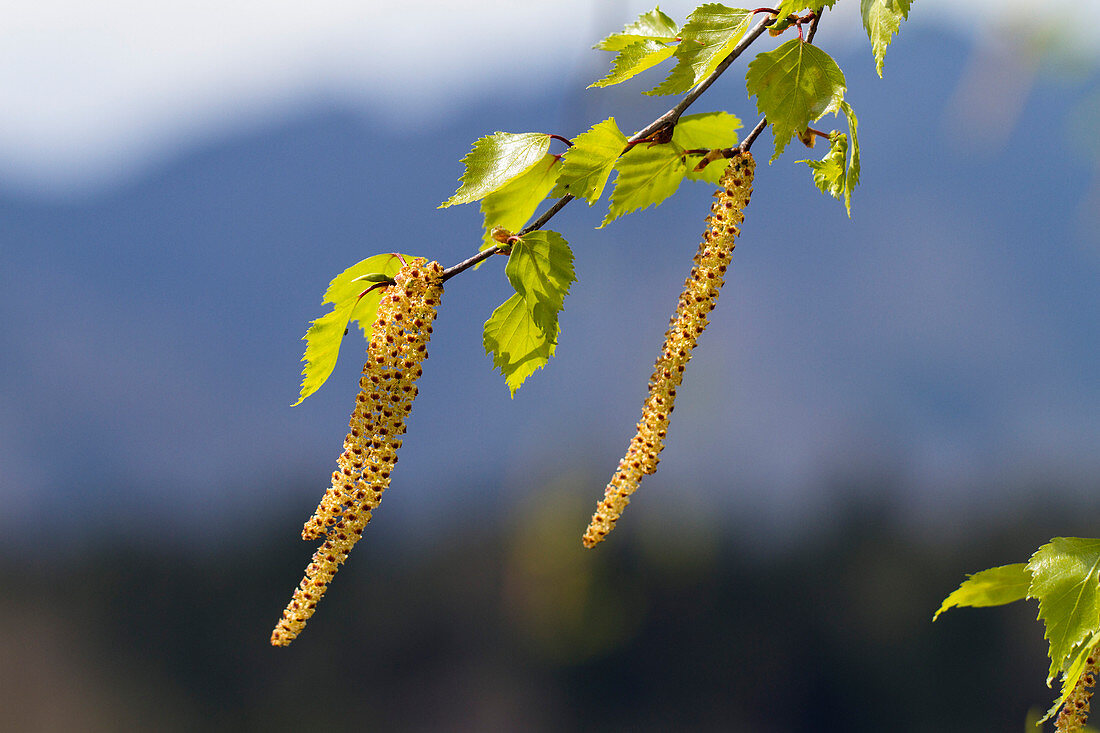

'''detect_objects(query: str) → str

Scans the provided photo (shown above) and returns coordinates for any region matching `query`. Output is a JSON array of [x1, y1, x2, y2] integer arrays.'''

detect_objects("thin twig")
[[806, 11, 821, 43], [521, 194, 575, 235], [441, 246, 506, 282], [739, 117, 768, 152]]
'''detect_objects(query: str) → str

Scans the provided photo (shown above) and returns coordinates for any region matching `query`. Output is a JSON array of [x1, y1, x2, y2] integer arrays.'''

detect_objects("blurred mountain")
[[0, 28, 1097, 551]]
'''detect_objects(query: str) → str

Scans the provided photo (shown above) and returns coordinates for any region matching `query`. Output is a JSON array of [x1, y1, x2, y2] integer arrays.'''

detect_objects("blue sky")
[[1, 2, 1097, 549]]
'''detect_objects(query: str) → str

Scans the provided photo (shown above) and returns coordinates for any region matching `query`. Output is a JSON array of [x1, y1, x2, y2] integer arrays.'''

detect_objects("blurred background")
[[1, 0, 1098, 730]]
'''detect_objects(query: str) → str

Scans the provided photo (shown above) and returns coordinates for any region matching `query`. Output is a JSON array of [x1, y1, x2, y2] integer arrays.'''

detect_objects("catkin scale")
[[582, 152, 754, 548], [271, 259, 444, 646]]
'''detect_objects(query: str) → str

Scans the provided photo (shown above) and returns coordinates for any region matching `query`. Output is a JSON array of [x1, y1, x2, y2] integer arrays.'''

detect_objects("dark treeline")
[[3, 477, 1095, 732]]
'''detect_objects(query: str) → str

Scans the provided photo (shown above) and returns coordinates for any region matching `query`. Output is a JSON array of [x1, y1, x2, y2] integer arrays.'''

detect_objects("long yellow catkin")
[[271, 258, 443, 646], [1057, 651, 1100, 732], [582, 151, 755, 549]]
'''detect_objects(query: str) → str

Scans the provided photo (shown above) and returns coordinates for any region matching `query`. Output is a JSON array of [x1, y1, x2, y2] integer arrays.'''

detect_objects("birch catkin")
[[271, 258, 443, 646], [582, 151, 754, 548]]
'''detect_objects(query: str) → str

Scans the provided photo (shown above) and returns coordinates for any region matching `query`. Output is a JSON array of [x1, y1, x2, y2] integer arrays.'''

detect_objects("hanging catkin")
[[271, 258, 444, 646], [583, 151, 754, 548]]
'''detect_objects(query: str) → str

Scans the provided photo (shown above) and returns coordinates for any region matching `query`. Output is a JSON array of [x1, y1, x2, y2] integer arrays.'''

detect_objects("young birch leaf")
[[505, 230, 576, 334], [1041, 631, 1100, 724], [800, 131, 847, 199], [294, 253, 405, 406], [590, 39, 677, 89], [483, 293, 558, 396], [861, 0, 912, 77], [745, 40, 847, 162], [600, 142, 688, 228], [672, 111, 742, 184], [440, 132, 552, 207], [775, 0, 838, 17], [933, 563, 1031, 621], [1027, 537, 1100, 684], [799, 100, 860, 214], [840, 100, 860, 213], [648, 5, 753, 96], [552, 118, 628, 203], [594, 7, 679, 51], [480, 154, 561, 248]]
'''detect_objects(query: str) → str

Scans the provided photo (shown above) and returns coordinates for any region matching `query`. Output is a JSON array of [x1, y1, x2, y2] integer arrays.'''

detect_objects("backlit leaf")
[[933, 563, 1030, 621], [1041, 632, 1100, 724], [483, 293, 558, 397], [745, 39, 847, 161], [480, 154, 561, 248], [441, 132, 552, 207], [294, 253, 406, 406], [552, 118, 628, 203], [800, 131, 847, 200], [594, 7, 678, 51], [648, 4, 753, 96], [600, 142, 688, 228], [505, 230, 576, 334], [840, 101, 860, 214], [672, 111, 742, 184], [590, 39, 677, 89], [861, 0, 912, 77], [775, 0, 839, 18], [801, 101, 862, 216], [1027, 537, 1100, 684]]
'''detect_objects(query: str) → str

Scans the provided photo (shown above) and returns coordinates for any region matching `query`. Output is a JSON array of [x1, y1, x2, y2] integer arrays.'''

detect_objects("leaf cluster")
[[435, 113, 739, 393], [936, 538, 1100, 724], [587, 2, 905, 212]]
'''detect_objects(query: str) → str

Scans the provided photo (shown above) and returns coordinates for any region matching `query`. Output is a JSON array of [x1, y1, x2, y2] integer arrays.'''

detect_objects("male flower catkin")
[[271, 258, 443, 646], [582, 151, 754, 548]]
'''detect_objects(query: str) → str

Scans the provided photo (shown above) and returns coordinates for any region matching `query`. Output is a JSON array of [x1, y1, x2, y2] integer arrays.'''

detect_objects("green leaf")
[[551, 118, 628, 203], [775, 0, 839, 17], [594, 7, 678, 51], [840, 101, 860, 213], [800, 101, 860, 216], [672, 111, 742, 184], [294, 253, 406, 406], [600, 142, 688, 228], [801, 131, 847, 200], [1027, 537, 1100, 684], [1041, 632, 1100, 724], [505, 230, 576, 334], [440, 132, 552, 207], [933, 563, 1030, 622], [860, 0, 912, 77], [648, 5, 753, 96], [480, 154, 561, 249], [590, 38, 677, 89], [483, 293, 558, 397], [485, 230, 575, 395], [745, 39, 847, 162]]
